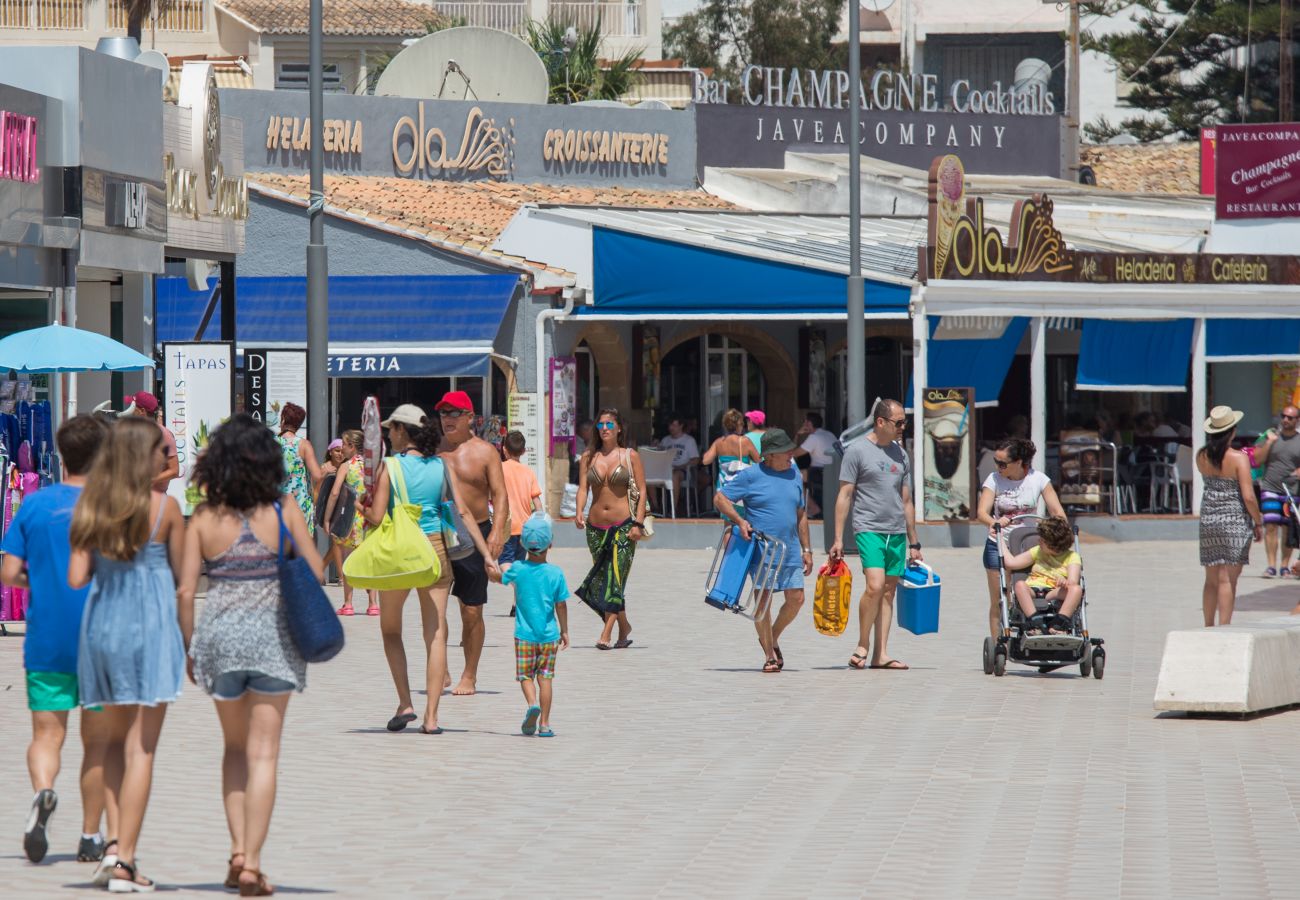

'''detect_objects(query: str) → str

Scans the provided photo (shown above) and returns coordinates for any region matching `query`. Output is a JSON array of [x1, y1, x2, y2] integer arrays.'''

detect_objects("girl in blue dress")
[[69, 417, 185, 893]]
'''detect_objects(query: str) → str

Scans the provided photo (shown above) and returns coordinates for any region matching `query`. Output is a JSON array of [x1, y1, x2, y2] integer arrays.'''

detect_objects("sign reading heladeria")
[[1215, 124, 1300, 220]]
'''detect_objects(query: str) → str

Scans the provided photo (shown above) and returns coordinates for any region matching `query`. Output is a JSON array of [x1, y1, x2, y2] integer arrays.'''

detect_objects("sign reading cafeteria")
[[220, 89, 696, 189], [1214, 123, 1300, 220], [920, 153, 1300, 285]]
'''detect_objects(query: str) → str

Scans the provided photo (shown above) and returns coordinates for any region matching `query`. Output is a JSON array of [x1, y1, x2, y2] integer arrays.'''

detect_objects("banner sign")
[[548, 356, 577, 452], [922, 153, 1300, 284], [244, 348, 307, 429], [921, 387, 975, 521], [1214, 124, 1300, 220], [163, 341, 234, 515], [1200, 126, 1216, 196], [508, 392, 541, 470]]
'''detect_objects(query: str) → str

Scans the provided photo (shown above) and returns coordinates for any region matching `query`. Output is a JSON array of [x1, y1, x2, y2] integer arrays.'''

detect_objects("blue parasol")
[[0, 323, 155, 374]]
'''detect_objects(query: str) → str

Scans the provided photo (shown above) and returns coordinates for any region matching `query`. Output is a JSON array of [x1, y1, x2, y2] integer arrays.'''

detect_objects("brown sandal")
[[239, 868, 274, 896], [225, 854, 245, 890]]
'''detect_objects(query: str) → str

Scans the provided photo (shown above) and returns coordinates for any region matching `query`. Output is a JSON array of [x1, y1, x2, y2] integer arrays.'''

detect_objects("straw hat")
[[1204, 405, 1244, 435]]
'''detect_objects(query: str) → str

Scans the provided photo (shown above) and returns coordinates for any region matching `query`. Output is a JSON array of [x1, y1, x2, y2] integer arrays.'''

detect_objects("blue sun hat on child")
[[521, 513, 554, 553]]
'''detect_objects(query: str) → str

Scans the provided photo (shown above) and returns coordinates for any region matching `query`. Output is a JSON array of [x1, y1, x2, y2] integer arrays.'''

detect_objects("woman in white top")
[[976, 438, 1067, 640]]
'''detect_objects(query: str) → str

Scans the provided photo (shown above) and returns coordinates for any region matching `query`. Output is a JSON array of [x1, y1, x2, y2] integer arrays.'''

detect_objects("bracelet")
[[801, 547, 812, 554]]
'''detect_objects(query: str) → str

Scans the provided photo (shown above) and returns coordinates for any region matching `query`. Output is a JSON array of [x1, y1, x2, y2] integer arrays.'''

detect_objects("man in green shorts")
[[830, 399, 923, 670], [1, 415, 115, 867]]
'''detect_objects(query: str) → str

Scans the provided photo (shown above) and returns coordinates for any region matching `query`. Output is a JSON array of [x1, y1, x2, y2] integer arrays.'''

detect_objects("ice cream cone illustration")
[[932, 155, 965, 279]]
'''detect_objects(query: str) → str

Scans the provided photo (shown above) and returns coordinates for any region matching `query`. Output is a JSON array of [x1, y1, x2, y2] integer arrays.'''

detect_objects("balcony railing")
[[107, 0, 206, 32], [551, 1, 643, 37], [0, 0, 85, 29], [435, 1, 528, 33], [432, 0, 643, 37]]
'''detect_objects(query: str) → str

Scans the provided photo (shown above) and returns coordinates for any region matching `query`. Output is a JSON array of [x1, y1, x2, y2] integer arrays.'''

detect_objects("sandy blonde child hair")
[[70, 417, 163, 561]]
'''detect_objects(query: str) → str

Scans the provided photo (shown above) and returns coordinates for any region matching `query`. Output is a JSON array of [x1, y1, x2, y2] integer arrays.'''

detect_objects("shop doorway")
[[661, 335, 766, 442], [574, 342, 601, 424]]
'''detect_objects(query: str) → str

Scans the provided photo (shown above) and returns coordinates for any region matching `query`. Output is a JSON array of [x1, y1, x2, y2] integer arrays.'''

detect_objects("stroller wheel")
[[1080, 650, 1093, 677], [993, 649, 1007, 677], [982, 637, 995, 675], [1092, 649, 1105, 680]]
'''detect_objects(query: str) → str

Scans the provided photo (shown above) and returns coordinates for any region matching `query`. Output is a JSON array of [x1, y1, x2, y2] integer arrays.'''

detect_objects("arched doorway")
[[660, 335, 768, 442]]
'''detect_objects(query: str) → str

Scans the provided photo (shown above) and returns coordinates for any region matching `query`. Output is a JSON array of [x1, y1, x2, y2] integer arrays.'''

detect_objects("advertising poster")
[[549, 357, 577, 452], [632, 325, 660, 410], [1214, 123, 1300, 220], [1199, 126, 1216, 195], [921, 387, 974, 521], [799, 327, 827, 409], [508, 392, 540, 470], [244, 349, 307, 429], [1272, 363, 1300, 414], [163, 342, 234, 515]]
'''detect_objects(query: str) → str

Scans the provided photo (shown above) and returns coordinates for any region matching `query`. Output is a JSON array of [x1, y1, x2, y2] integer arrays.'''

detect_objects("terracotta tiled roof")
[[246, 173, 735, 279], [217, 0, 440, 36], [1081, 142, 1202, 195]]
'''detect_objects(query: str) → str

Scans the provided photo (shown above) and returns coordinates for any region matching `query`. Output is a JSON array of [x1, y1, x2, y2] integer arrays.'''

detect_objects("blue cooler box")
[[897, 563, 941, 635]]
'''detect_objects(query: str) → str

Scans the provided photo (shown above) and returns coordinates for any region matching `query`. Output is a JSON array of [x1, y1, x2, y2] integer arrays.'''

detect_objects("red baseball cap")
[[435, 390, 474, 413], [126, 391, 159, 414]]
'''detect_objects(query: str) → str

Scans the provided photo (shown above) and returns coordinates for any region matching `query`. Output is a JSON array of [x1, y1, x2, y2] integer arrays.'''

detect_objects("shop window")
[[575, 343, 600, 424], [276, 62, 344, 92]]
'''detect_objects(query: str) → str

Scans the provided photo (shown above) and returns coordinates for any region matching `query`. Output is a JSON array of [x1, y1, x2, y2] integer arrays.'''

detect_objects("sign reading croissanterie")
[[920, 153, 1300, 285]]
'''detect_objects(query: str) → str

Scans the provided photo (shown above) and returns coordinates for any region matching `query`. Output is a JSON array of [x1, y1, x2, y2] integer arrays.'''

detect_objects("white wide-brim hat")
[[1204, 405, 1244, 435]]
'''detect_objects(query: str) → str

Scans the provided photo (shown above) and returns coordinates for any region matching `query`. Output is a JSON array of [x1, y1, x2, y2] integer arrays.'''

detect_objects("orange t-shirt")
[[502, 458, 541, 536]]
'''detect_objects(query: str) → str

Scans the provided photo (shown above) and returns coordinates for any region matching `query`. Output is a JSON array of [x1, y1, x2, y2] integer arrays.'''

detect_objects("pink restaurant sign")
[[0, 110, 39, 184], [1215, 123, 1300, 220]]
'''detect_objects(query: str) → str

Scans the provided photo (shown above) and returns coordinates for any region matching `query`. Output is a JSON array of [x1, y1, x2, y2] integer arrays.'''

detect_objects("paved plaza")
[[4, 539, 1300, 898]]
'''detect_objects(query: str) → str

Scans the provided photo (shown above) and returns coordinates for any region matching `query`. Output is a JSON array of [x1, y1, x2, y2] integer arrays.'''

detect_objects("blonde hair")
[[722, 408, 744, 434], [341, 429, 363, 453], [70, 417, 163, 561]]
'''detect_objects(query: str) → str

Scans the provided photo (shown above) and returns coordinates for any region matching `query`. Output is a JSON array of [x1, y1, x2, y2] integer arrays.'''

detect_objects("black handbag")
[[315, 473, 358, 541], [275, 502, 344, 663]]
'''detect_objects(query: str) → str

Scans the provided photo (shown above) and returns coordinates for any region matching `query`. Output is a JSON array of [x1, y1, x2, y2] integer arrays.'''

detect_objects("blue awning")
[[926, 317, 1028, 407], [1207, 318, 1300, 361], [1076, 319, 1193, 392], [156, 274, 518, 377], [587, 227, 910, 316]]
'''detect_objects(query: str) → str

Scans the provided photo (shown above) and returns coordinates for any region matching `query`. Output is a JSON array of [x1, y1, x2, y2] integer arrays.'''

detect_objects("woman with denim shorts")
[[975, 438, 1066, 641], [178, 415, 325, 897]]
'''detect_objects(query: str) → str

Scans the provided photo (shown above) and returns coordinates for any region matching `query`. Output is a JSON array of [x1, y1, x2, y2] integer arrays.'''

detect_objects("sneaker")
[[1284, 568, 1294, 579], [23, 789, 56, 863], [1265, 567, 1278, 578], [78, 833, 106, 862]]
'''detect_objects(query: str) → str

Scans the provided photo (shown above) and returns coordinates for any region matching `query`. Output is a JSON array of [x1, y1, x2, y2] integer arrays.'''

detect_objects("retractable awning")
[[925, 317, 1028, 407], [1076, 319, 1194, 392], [588, 228, 911, 317], [156, 274, 519, 377], [1206, 318, 1300, 362]]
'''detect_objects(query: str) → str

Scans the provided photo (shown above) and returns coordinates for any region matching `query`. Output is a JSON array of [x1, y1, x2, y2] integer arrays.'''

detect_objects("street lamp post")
[[846, 0, 866, 425], [306, 0, 329, 463]]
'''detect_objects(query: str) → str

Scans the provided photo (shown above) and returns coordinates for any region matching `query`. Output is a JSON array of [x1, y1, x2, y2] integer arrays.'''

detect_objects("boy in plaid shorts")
[[491, 514, 569, 736]]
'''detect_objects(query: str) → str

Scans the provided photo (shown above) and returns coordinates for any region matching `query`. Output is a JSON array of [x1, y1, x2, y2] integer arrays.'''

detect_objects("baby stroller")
[[983, 515, 1105, 679]]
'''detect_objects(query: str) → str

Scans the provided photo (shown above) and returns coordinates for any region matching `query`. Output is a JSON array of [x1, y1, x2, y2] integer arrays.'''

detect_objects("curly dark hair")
[[193, 414, 287, 511], [997, 437, 1037, 465], [1037, 516, 1074, 554], [391, 416, 443, 456]]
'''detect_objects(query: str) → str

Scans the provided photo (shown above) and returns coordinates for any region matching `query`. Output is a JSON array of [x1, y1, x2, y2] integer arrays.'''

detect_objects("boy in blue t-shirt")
[[489, 514, 569, 737], [0, 415, 114, 866]]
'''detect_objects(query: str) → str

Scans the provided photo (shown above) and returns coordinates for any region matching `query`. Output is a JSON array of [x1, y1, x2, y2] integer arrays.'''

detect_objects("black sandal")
[[848, 652, 869, 669], [762, 658, 781, 673], [386, 712, 417, 732], [108, 859, 154, 893], [774, 644, 784, 670]]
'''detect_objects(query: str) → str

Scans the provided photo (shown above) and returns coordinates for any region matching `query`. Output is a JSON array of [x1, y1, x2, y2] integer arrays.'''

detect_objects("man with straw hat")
[[1196, 405, 1263, 627], [714, 428, 813, 674]]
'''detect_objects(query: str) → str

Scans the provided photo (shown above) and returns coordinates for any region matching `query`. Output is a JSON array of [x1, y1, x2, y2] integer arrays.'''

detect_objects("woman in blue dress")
[[69, 417, 186, 893]]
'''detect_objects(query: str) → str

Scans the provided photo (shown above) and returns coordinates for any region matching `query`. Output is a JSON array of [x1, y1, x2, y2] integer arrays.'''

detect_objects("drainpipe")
[[533, 286, 577, 490]]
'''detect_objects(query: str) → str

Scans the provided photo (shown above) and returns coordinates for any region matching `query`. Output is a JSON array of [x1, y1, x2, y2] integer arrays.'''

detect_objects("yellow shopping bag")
[[813, 559, 853, 637], [343, 458, 439, 590]]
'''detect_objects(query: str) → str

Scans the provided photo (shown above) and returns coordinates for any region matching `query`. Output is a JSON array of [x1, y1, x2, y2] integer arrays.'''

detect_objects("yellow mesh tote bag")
[[344, 457, 439, 590], [813, 558, 853, 636]]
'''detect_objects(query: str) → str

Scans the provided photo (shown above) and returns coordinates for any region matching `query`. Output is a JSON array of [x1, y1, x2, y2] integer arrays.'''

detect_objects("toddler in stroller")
[[1000, 516, 1082, 634]]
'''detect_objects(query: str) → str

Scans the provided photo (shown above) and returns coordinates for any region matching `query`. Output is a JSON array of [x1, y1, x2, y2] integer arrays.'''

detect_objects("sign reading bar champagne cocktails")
[[163, 341, 234, 515]]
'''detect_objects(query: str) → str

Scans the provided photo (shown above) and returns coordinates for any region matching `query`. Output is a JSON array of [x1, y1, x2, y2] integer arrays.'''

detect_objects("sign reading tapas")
[[922, 153, 1300, 285], [1214, 123, 1300, 220]]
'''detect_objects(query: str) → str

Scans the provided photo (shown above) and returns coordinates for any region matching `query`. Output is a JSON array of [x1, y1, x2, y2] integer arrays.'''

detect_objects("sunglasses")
[[596, 422, 617, 430], [439, 409, 469, 419], [995, 459, 1013, 469], [1284, 414, 1299, 421], [887, 419, 907, 429]]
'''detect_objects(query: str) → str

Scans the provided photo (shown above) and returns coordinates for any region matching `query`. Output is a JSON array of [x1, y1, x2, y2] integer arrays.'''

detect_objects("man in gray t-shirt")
[[830, 399, 922, 672], [1257, 406, 1300, 576]]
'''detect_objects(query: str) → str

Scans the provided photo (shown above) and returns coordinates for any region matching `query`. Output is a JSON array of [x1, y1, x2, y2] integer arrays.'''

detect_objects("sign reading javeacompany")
[[921, 153, 1300, 285], [220, 89, 696, 189], [1214, 123, 1300, 220]]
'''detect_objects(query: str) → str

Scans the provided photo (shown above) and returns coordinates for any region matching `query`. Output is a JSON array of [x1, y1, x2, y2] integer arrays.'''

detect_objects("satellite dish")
[[134, 49, 170, 99], [634, 99, 672, 110], [861, 0, 896, 12], [374, 27, 549, 104], [572, 99, 626, 109]]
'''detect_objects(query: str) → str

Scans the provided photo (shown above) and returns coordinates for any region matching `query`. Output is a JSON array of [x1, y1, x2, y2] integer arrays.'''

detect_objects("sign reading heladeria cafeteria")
[[218, 88, 697, 189]]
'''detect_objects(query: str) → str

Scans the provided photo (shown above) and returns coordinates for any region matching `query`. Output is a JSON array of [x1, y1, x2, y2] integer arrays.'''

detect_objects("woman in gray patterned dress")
[[178, 415, 324, 897], [1196, 406, 1263, 627]]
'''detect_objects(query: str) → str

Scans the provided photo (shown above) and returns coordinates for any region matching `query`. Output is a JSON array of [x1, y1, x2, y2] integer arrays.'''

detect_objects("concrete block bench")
[[1155, 615, 1300, 715]]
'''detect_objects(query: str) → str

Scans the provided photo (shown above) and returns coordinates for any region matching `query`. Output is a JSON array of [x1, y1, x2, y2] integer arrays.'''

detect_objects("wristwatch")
[[909, 542, 922, 550]]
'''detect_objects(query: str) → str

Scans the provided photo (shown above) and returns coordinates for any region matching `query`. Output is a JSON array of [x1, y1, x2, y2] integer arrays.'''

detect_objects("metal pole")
[[306, 0, 329, 457], [1067, 0, 1081, 179], [846, 0, 865, 425]]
